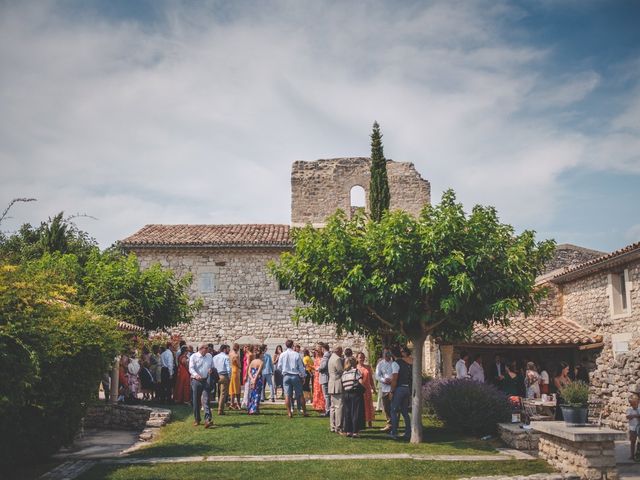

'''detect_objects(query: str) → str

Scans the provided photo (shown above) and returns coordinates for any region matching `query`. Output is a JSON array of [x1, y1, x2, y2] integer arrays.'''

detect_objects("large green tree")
[[271, 190, 554, 443], [368, 121, 390, 222]]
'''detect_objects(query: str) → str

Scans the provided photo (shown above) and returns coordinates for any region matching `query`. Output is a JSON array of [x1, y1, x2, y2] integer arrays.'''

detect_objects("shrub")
[[559, 381, 589, 407], [0, 263, 124, 465], [423, 378, 511, 435]]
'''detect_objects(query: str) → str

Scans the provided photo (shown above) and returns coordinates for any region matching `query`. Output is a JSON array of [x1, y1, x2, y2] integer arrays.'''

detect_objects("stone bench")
[[499, 423, 541, 451], [531, 421, 626, 480]]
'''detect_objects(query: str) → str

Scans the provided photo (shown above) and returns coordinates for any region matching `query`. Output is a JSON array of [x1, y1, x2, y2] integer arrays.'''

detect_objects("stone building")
[[437, 241, 640, 429], [121, 157, 431, 352]]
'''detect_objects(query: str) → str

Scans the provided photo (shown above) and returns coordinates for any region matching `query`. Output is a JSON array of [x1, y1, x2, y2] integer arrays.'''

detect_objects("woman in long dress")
[[241, 345, 254, 409], [247, 351, 264, 415], [312, 348, 326, 412], [273, 345, 284, 399], [303, 349, 314, 404], [356, 352, 376, 428], [173, 346, 191, 404], [229, 343, 241, 410]]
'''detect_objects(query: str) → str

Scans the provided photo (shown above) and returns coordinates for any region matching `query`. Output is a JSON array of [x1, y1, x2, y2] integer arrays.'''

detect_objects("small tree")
[[368, 121, 390, 222], [270, 189, 554, 443]]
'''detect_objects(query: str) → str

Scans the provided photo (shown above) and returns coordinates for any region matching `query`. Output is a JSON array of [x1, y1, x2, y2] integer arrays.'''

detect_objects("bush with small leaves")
[[423, 378, 511, 436]]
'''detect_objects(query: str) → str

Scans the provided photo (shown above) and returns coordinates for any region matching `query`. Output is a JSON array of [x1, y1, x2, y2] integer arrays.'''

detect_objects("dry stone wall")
[[562, 260, 640, 429], [132, 247, 365, 351], [291, 157, 430, 226], [544, 245, 605, 273]]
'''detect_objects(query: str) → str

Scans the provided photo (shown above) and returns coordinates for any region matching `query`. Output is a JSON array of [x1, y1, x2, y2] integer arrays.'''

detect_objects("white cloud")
[[0, 1, 637, 247]]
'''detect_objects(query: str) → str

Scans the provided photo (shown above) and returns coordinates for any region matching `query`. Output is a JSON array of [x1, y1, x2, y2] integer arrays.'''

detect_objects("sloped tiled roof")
[[552, 241, 640, 283], [459, 316, 602, 346], [117, 320, 144, 333], [120, 224, 292, 248]]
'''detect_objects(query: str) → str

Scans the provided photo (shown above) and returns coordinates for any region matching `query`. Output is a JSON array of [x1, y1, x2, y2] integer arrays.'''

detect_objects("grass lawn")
[[78, 460, 552, 480], [73, 403, 553, 479], [129, 403, 501, 458]]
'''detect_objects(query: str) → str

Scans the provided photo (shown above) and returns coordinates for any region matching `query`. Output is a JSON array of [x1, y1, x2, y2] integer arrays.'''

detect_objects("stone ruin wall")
[[561, 259, 640, 429], [543, 244, 606, 273], [132, 247, 365, 353], [291, 157, 431, 226]]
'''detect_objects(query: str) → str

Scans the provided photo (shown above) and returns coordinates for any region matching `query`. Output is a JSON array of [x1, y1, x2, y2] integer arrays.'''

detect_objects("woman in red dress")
[[173, 346, 191, 404], [312, 348, 325, 412], [356, 352, 377, 428]]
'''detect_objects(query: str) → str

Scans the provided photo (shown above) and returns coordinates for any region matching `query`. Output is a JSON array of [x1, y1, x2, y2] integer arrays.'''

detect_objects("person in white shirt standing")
[[455, 351, 470, 379], [375, 349, 395, 431], [160, 342, 175, 403], [277, 339, 308, 418], [213, 345, 231, 415], [468, 354, 485, 383], [189, 344, 214, 428]]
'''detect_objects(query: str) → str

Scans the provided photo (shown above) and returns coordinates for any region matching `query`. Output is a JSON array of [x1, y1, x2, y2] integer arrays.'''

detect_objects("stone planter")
[[560, 405, 588, 426]]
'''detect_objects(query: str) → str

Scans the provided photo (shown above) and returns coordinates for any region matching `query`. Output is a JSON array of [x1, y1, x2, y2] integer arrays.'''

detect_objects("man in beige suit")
[[327, 346, 344, 433]]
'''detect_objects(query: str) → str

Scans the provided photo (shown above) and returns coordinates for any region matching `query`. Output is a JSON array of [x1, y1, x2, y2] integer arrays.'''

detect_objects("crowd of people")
[[112, 339, 414, 438], [454, 351, 590, 420]]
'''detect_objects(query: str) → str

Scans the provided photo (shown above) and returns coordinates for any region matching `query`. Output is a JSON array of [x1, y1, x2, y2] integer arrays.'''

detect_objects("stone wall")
[[83, 404, 171, 431], [291, 158, 431, 227], [561, 259, 640, 429], [132, 247, 365, 351], [498, 423, 541, 451], [537, 435, 618, 480], [544, 244, 606, 273]]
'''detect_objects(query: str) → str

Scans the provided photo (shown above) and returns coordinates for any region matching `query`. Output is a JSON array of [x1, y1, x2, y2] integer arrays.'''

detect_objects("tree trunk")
[[410, 331, 427, 443], [109, 355, 120, 404]]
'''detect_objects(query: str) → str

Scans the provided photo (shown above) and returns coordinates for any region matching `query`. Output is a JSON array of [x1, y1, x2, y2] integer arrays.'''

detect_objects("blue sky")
[[1, 0, 638, 252]]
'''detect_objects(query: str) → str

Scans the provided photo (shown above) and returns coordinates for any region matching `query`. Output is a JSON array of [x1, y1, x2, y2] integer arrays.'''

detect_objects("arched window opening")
[[350, 185, 366, 208]]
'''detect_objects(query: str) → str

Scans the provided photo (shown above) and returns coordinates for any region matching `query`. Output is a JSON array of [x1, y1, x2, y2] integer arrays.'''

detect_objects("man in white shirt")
[[160, 343, 175, 403], [468, 354, 485, 382], [277, 339, 307, 418], [375, 349, 394, 431], [213, 345, 231, 415], [455, 351, 469, 379], [189, 344, 214, 428]]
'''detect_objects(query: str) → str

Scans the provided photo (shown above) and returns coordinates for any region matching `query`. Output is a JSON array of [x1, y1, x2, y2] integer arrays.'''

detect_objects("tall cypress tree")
[[368, 121, 390, 222]]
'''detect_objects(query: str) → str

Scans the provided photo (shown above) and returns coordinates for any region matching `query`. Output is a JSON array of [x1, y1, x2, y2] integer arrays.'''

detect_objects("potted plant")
[[559, 381, 589, 426]]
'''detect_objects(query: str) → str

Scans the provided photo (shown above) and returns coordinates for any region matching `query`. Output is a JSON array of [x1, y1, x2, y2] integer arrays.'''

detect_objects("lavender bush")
[[423, 378, 511, 435]]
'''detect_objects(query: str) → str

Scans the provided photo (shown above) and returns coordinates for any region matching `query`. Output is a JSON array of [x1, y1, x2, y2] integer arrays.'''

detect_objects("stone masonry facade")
[[291, 157, 430, 226], [131, 247, 364, 351], [561, 259, 640, 429], [537, 435, 619, 480]]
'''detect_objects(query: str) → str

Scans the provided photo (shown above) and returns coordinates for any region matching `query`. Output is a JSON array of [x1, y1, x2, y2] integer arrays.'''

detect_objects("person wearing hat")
[[375, 348, 394, 432]]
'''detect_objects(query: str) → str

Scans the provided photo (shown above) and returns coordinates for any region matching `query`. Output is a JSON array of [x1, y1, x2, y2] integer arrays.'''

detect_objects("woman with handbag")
[[340, 356, 365, 438]]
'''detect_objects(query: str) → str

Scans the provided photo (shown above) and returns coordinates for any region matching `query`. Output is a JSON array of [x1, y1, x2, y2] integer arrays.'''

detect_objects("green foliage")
[[559, 381, 589, 407], [0, 209, 200, 464], [0, 263, 124, 465], [0, 212, 98, 266], [368, 121, 390, 222], [83, 249, 201, 331], [270, 189, 555, 341]]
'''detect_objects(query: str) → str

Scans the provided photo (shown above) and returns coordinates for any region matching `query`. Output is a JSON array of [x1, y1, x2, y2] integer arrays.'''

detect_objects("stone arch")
[[291, 157, 430, 227]]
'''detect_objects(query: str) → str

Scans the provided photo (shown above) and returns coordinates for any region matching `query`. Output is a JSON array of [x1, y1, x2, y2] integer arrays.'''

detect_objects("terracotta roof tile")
[[121, 224, 291, 247], [117, 320, 144, 333], [463, 316, 602, 346], [120, 224, 291, 248]]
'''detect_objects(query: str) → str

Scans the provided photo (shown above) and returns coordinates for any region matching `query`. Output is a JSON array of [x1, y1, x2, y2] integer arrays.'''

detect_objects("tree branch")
[[0, 197, 37, 226], [366, 306, 394, 330], [423, 318, 445, 334]]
